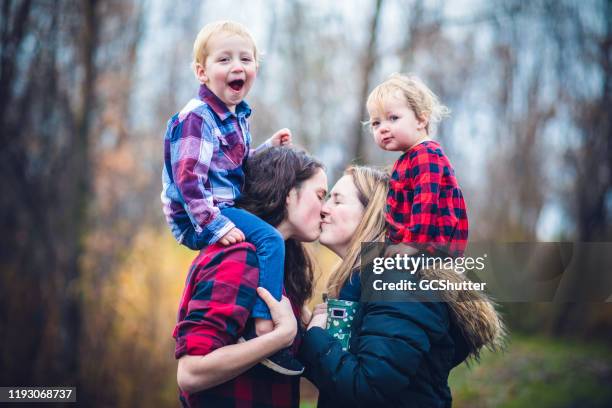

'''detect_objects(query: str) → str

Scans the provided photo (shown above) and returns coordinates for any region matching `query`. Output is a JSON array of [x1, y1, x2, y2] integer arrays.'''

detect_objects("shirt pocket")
[[218, 131, 245, 167]]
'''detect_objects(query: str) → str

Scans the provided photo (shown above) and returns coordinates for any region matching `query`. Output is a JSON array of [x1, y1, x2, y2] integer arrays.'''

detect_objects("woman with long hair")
[[300, 165, 505, 407], [174, 147, 328, 408]]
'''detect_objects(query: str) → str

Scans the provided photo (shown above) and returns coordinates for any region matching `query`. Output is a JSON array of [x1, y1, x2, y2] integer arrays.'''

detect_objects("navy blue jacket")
[[299, 274, 472, 408]]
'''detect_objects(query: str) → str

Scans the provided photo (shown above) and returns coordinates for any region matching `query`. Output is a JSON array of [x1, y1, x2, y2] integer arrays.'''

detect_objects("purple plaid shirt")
[[162, 84, 270, 246]]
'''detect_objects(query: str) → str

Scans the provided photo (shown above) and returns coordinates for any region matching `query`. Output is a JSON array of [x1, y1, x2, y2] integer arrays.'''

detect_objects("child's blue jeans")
[[182, 207, 284, 320]]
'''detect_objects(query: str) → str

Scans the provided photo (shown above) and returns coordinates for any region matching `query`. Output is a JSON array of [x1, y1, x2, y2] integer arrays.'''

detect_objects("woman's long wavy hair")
[[324, 167, 506, 356], [326, 166, 389, 298], [237, 147, 323, 308]]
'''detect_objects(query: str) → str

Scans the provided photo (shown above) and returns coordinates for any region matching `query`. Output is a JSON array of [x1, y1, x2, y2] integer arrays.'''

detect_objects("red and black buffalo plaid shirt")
[[174, 242, 300, 408], [386, 140, 468, 257]]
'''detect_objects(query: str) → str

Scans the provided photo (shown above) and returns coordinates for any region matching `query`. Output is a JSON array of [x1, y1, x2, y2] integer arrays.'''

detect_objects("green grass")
[[299, 335, 612, 407], [450, 334, 612, 408]]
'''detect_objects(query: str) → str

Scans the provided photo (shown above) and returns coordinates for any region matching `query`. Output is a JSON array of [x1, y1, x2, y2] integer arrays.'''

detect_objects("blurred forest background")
[[1, 0, 611, 406]]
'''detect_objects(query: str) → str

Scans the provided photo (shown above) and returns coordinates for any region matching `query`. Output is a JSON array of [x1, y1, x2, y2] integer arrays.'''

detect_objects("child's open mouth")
[[228, 79, 245, 91]]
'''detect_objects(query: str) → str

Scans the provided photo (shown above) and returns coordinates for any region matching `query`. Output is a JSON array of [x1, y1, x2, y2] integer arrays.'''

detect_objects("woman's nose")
[[321, 200, 331, 215]]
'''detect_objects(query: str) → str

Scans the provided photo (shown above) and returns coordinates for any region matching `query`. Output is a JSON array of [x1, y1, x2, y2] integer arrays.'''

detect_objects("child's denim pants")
[[182, 206, 284, 320]]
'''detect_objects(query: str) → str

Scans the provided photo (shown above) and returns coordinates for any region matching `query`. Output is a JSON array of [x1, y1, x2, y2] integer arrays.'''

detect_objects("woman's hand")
[[307, 302, 328, 330], [257, 287, 297, 347], [177, 288, 299, 394]]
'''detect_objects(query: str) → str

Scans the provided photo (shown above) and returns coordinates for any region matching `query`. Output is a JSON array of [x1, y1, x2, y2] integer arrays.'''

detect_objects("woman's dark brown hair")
[[237, 146, 324, 308]]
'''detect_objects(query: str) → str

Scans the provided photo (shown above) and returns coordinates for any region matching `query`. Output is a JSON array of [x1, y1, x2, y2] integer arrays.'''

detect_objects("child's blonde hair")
[[192, 20, 260, 72], [367, 73, 450, 134]]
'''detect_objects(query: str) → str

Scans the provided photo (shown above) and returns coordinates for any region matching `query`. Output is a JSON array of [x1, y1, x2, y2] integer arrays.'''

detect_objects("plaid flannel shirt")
[[174, 242, 300, 408], [386, 140, 468, 257], [161, 84, 270, 246]]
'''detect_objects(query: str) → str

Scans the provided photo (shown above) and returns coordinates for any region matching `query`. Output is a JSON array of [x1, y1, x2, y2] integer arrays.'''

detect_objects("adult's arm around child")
[[177, 288, 297, 393]]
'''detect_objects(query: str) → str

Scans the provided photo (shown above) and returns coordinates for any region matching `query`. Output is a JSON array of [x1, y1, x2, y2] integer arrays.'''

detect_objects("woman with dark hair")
[[174, 147, 327, 408]]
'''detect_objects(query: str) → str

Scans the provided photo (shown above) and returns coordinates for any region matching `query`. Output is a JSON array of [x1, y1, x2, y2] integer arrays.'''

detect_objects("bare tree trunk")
[[399, 0, 424, 72], [59, 0, 99, 387], [0, 0, 32, 129], [350, 0, 383, 164], [549, 0, 611, 336], [0, 0, 38, 385], [0, 0, 100, 387], [576, 0, 611, 242]]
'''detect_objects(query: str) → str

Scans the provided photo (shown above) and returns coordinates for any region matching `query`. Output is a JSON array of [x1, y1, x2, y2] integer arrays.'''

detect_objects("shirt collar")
[[198, 84, 252, 121]]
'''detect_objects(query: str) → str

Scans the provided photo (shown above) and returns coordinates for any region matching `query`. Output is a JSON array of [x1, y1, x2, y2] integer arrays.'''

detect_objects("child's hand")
[[270, 128, 292, 146], [219, 227, 245, 246]]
